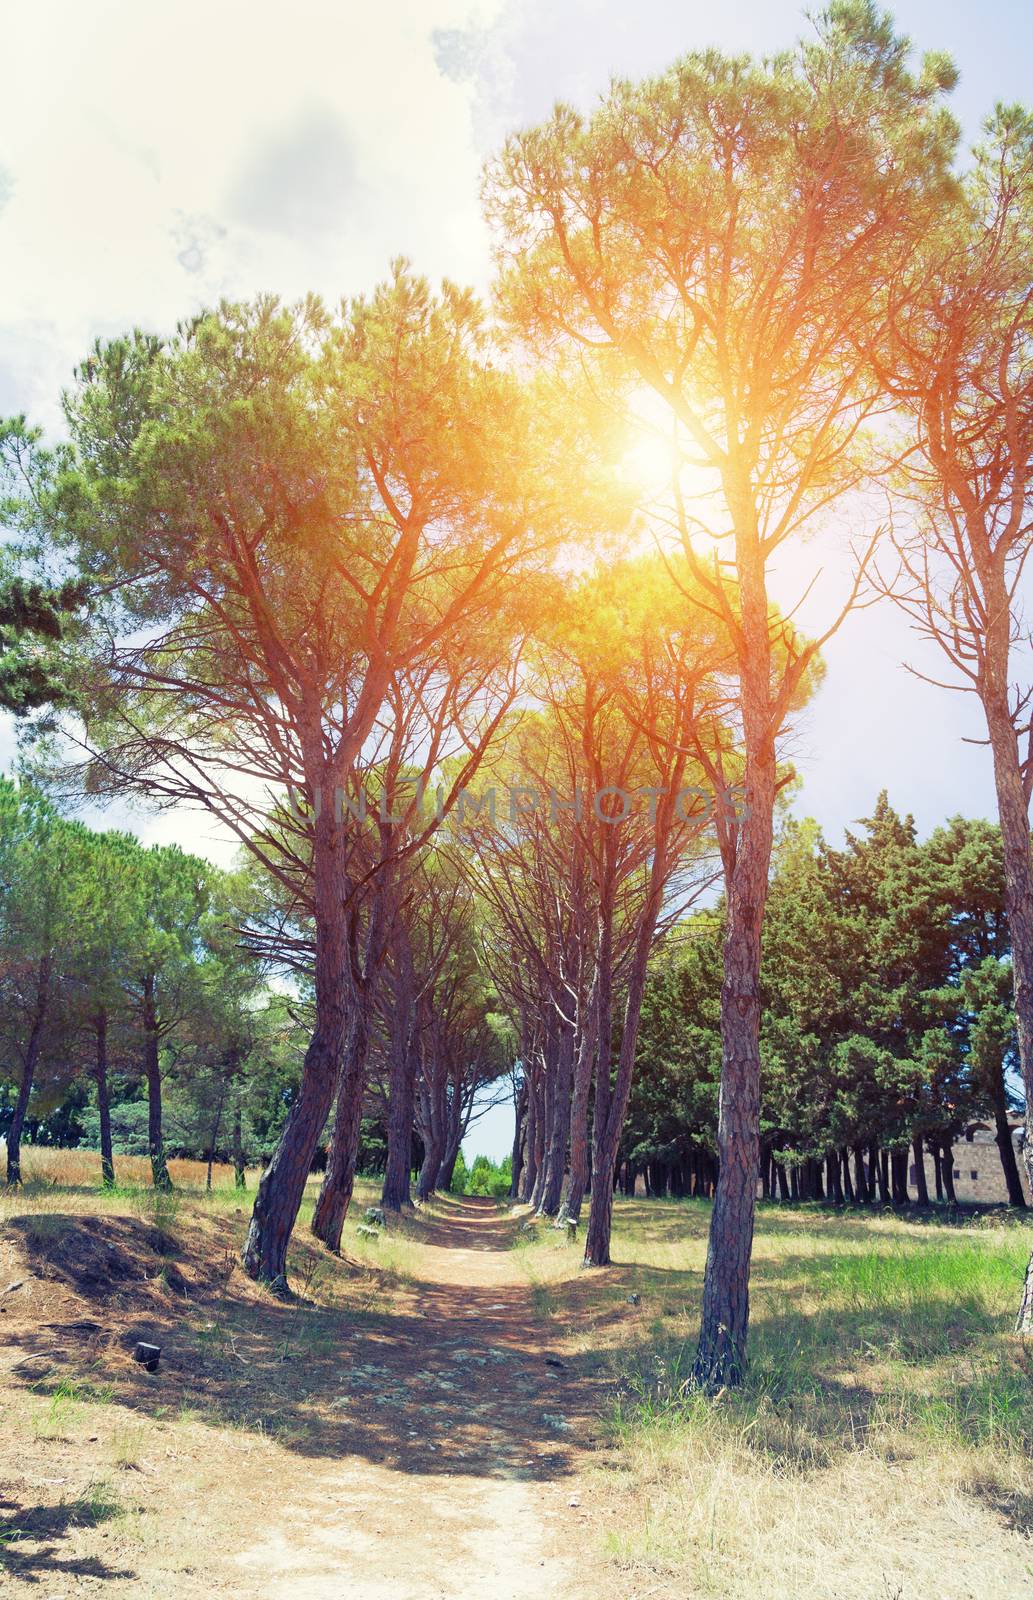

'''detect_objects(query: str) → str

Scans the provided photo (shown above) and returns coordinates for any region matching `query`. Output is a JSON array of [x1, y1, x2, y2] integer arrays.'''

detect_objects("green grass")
[[7, 1149, 1033, 1597], [31, 1375, 117, 1440], [531, 1198, 1033, 1599]]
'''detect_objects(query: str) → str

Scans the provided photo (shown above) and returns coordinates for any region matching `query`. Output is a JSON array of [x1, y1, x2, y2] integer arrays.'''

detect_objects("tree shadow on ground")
[[594, 1194, 1027, 1245], [3, 1198, 605, 1485], [965, 1475, 1033, 1537], [0, 1491, 135, 1586], [5, 1193, 1030, 1493]]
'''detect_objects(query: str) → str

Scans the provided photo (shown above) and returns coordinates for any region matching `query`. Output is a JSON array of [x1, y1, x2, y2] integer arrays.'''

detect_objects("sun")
[[621, 429, 679, 493], [618, 384, 721, 511]]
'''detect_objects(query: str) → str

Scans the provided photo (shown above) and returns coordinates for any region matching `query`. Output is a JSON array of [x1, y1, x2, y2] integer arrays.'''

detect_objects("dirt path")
[[232, 1198, 607, 1600], [2, 1195, 615, 1597]]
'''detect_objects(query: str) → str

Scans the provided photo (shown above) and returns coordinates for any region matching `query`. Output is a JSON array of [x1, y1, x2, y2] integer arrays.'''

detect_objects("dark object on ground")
[[545, 1356, 565, 1369], [627, 1292, 640, 1305], [133, 1341, 161, 1371]]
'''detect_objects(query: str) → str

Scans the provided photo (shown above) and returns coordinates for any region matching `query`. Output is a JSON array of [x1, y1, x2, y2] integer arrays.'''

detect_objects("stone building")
[[911, 1124, 1029, 1206]]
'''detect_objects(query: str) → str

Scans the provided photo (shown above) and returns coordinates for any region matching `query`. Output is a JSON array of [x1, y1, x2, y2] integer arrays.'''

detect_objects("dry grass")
[[5, 1141, 260, 1192], [4, 1150, 1033, 1598], [0, 1142, 384, 1233], [0, 1147, 413, 1596], [0, 1145, 262, 1251], [515, 1198, 1033, 1598]]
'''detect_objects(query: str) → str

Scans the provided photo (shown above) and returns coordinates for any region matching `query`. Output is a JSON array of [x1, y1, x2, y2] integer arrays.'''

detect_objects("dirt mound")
[[5, 1212, 192, 1299], [1, 1209, 240, 1394], [1, 1210, 239, 1332]]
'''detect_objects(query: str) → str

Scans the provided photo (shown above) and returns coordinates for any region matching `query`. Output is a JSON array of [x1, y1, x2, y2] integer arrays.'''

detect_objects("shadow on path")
[[5, 1196, 611, 1486]]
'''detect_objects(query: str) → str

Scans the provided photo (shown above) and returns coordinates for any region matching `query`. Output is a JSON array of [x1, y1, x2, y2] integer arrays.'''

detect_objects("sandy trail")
[[233, 1199, 603, 1600]]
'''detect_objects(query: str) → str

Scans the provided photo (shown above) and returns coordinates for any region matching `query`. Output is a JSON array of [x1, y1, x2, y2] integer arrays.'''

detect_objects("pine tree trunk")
[[841, 1150, 854, 1204], [692, 523, 775, 1387], [890, 1149, 909, 1206], [438, 1127, 462, 1194], [312, 995, 373, 1252], [519, 1066, 539, 1202], [869, 1145, 884, 1202], [585, 797, 676, 1268], [852, 1145, 870, 1204], [584, 1153, 616, 1264], [416, 1051, 447, 1201], [142, 974, 171, 1192], [440, 1078, 469, 1193], [243, 814, 350, 1284], [911, 1137, 929, 1205], [510, 1078, 527, 1199], [559, 975, 599, 1225], [941, 1141, 957, 1204], [381, 951, 416, 1211], [5, 954, 51, 1185], [539, 1017, 574, 1216], [583, 872, 619, 1262], [991, 1067, 1026, 1208], [95, 1008, 115, 1188], [536, 1016, 557, 1208], [529, 1057, 548, 1211], [233, 1098, 246, 1189], [979, 625, 1033, 1320]]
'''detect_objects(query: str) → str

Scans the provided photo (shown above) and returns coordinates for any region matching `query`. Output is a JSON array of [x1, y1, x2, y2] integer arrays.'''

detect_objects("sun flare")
[[621, 427, 679, 493], [620, 384, 721, 510]]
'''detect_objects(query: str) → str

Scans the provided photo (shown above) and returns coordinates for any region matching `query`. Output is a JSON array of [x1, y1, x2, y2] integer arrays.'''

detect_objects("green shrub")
[[463, 1154, 512, 1197]]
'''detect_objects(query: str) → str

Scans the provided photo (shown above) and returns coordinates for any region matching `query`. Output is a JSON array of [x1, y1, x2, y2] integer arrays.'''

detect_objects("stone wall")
[[910, 1128, 1029, 1206]]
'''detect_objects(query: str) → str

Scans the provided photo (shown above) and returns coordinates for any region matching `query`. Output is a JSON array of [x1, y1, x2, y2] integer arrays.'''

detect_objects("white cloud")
[[0, 0, 502, 429], [0, 0, 1013, 858], [0, 0, 505, 858]]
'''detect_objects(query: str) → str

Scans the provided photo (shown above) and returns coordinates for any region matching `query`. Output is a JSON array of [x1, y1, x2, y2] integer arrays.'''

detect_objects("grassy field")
[[515, 1198, 1033, 1598], [2, 1146, 1032, 1597], [0, 1143, 434, 1277]]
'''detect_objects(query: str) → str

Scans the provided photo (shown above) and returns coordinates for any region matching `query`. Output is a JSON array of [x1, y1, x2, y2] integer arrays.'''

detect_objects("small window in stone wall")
[[971, 1170, 978, 1180], [954, 1168, 961, 1179]]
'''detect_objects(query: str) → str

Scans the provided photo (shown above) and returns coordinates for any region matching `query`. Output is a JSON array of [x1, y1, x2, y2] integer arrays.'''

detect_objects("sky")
[[2, 0, 1031, 1157]]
